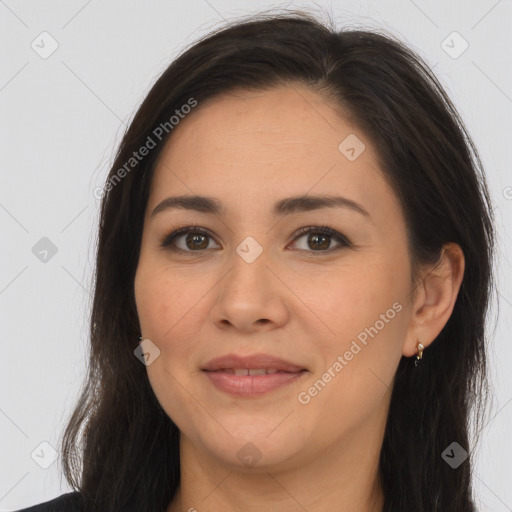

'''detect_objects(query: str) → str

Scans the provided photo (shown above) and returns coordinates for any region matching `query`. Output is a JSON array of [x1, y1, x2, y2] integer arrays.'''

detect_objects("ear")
[[402, 242, 465, 357]]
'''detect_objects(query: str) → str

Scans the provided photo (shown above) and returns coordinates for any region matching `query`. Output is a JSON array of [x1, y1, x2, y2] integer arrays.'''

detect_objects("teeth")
[[219, 368, 281, 375], [248, 368, 266, 375]]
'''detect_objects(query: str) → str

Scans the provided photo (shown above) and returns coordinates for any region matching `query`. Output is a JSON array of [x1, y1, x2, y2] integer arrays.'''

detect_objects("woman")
[[16, 9, 495, 512]]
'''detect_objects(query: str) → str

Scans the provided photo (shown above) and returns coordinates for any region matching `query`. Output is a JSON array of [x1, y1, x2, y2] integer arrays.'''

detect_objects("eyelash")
[[160, 224, 352, 255]]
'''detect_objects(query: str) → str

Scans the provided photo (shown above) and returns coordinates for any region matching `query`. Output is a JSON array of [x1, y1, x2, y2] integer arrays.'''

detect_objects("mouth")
[[204, 368, 302, 375], [202, 369, 308, 397], [201, 353, 307, 373], [201, 353, 308, 397]]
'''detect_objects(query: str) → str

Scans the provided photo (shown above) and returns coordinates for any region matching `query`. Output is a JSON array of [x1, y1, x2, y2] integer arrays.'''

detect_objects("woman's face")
[[134, 84, 417, 471]]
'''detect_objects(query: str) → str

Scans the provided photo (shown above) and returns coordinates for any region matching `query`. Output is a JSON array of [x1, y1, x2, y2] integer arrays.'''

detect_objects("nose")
[[210, 245, 290, 333]]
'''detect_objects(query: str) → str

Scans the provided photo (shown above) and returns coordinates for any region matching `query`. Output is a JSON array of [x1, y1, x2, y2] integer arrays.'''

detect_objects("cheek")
[[295, 256, 408, 394], [134, 260, 216, 372], [135, 256, 192, 337], [296, 282, 405, 438], [292, 256, 404, 342], [135, 263, 207, 428]]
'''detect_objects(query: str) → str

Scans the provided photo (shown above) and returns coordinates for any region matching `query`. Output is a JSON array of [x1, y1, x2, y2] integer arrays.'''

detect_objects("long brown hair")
[[60, 9, 496, 511]]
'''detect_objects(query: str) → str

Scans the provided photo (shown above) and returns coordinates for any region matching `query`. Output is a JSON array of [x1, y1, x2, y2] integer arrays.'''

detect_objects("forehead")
[[157, 85, 360, 163], [148, 85, 396, 221]]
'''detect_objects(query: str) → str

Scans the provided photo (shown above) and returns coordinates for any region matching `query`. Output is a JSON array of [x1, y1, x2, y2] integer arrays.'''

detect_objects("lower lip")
[[203, 370, 307, 397]]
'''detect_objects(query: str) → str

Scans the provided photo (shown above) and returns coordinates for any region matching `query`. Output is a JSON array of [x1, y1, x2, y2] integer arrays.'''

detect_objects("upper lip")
[[201, 353, 307, 372]]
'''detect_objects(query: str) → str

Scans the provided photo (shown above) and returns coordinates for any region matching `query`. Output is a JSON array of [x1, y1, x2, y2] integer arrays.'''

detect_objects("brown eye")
[[291, 226, 352, 252], [161, 227, 220, 253], [184, 232, 209, 250], [161, 225, 351, 255]]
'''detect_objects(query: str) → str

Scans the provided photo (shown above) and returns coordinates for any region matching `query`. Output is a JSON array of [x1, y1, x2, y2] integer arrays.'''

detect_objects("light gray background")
[[1, 0, 511, 510]]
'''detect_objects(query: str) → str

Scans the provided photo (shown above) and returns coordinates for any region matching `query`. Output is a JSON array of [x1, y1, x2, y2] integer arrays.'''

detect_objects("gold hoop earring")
[[414, 341, 425, 366]]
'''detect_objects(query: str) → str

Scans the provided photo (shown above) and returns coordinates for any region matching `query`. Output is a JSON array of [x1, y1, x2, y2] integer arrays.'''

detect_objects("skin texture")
[[133, 84, 465, 512]]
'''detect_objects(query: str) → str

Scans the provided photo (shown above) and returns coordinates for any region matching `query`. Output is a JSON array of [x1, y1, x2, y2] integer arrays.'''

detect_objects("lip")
[[201, 353, 308, 398], [203, 370, 307, 397], [201, 353, 307, 373]]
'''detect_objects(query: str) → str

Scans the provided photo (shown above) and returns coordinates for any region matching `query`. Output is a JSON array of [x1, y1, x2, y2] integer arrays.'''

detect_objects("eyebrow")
[[151, 194, 370, 219]]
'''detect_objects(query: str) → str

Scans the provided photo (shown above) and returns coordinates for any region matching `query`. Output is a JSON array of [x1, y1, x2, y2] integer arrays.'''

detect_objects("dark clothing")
[[11, 492, 83, 512]]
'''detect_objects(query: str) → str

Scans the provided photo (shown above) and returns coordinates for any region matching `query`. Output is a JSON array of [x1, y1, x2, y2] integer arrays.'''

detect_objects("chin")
[[195, 426, 310, 472]]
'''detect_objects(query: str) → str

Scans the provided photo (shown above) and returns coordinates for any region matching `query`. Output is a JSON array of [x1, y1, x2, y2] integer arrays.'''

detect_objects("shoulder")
[[10, 492, 84, 512]]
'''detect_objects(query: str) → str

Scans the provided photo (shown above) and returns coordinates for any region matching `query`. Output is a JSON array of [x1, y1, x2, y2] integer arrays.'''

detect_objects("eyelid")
[[160, 225, 352, 253]]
